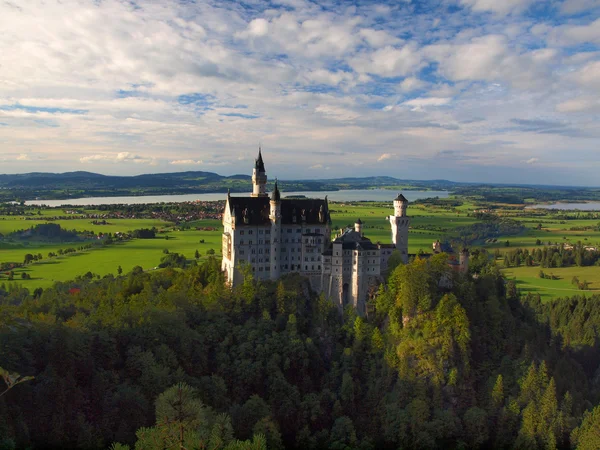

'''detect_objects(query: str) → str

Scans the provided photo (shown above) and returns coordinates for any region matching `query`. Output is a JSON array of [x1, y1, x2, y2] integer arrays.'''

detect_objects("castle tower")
[[389, 193, 410, 264], [251, 147, 268, 197], [354, 218, 363, 234], [269, 181, 281, 280]]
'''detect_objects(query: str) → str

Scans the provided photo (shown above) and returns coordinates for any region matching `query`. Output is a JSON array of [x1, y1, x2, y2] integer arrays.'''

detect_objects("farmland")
[[2, 199, 600, 300]]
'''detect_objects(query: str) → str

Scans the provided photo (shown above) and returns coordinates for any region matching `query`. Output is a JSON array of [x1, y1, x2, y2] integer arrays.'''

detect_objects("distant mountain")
[[0, 170, 232, 189], [0, 170, 453, 192], [0, 170, 459, 201]]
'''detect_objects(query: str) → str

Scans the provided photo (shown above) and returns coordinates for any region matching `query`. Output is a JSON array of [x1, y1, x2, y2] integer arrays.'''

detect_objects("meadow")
[[2, 200, 600, 300], [503, 265, 600, 301]]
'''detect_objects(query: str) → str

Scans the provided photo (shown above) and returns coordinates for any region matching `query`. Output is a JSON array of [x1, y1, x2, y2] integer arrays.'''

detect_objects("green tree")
[[491, 374, 504, 409], [463, 407, 489, 448], [571, 405, 600, 450]]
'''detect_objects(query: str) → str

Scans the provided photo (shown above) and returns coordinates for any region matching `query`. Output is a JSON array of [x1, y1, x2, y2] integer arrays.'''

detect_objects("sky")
[[0, 0, 599, 185]]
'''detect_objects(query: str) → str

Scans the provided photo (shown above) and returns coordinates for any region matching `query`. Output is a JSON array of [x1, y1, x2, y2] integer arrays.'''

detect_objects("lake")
[[25, 189, 449, 207], [528, 202, 600, 211]]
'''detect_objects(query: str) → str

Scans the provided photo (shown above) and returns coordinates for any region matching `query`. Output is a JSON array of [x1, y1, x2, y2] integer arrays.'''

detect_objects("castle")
[[222, 149, 465, 314], [221, 149, 331, 289]]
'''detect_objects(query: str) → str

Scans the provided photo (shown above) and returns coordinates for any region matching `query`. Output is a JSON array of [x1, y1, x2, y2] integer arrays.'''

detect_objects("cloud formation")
[[0, 0, 599, 185]]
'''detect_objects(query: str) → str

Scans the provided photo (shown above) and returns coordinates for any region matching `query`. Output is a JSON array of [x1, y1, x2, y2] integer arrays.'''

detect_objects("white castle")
[[221, 149, 411, 314]]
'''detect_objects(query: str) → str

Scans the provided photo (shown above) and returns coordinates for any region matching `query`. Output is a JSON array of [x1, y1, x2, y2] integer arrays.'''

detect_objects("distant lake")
[[25, 189, 449, 207], [528, 202, 600, 211]]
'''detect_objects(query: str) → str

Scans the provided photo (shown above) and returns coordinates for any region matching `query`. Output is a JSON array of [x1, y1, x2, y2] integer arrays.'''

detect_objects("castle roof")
[[227, 196, 329, 226], [395, 193, 408, 202], [255, 148, 265, 172], [323, 228, 379, 254], [271, 180, 280, 202]]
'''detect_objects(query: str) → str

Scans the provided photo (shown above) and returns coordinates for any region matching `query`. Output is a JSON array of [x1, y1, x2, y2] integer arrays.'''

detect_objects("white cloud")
[[460, 0, 537, 15], [560, 0, 600, 15], [399, 77, 427, 92], [525, 157, 539, 164], [556, 97, 600, 113], [351, 44, 422, 77], [403, 97, 452, 109], [546, 18, 600, 46], [0, 0, 598, 185], [427, 35, 508, 81], [247, 18, 269, 37], [170, 159, 204, 165], [80, 152, 155, 165], [358, 28, 401, 48], [16, 154, 31, 161], [377, 153, 393, 162], [569, 60, 600, 88]]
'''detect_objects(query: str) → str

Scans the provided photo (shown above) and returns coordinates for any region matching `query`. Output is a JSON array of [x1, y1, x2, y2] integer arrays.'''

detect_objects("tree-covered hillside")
[[1, 256, 600, 449]]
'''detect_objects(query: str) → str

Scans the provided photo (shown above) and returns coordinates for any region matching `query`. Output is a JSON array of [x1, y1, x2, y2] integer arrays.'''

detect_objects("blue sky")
[[0, 0, 599, 185]]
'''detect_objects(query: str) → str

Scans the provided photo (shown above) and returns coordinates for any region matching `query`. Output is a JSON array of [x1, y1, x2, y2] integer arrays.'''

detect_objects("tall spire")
[[271, 178, 281, 202], [255, 145, 265, 172]]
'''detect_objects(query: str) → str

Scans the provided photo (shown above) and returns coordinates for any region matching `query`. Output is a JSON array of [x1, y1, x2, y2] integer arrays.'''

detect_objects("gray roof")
[[255, 148, 266, 172], [324, 228, 379, 253], [395, 193, 408, 202], [228, 196, 329, 226]]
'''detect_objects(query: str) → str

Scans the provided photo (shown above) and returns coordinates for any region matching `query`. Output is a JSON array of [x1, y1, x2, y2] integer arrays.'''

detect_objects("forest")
[[1, 254, 600, 449]]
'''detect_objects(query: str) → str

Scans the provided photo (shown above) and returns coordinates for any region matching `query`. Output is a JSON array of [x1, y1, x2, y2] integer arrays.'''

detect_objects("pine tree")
[[491, 374, 504, 409]]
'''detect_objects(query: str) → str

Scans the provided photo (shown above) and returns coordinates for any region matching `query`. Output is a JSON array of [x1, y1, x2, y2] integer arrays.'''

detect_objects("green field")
[[0, 216, 223, 289], [503, 265, 600, 301], [3, 200, 600, 299]]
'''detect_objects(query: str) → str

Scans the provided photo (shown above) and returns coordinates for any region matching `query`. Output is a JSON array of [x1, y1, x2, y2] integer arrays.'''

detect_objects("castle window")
[[259, 267, 263, 271], [252, 258, 256, 263], [266, 230, 270, 234], [252, 267, 255, 272], [249, 230, 253, 235], [240, 240, 244, 244], [312, 265, 315, 270], [287, 229, 292, 233], [259, 230, 263, 234], [240, 231, 244, 235], [296, 229, 301, 233], [252, 249, 256, 254], [266, 258, 270, 262], [305, 265, 308, 270], [318, 265, 321, 270], [240, 250, 245, 255], [259, 249, 263, 254], [249, 240, 253, 245]]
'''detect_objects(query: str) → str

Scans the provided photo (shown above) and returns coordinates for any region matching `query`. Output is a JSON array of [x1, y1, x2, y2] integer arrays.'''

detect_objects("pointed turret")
[[251, 146, 268, 197], [255, 147, 266, 173], [269, 179, 282, 280], [271, 179, 281, 202]]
